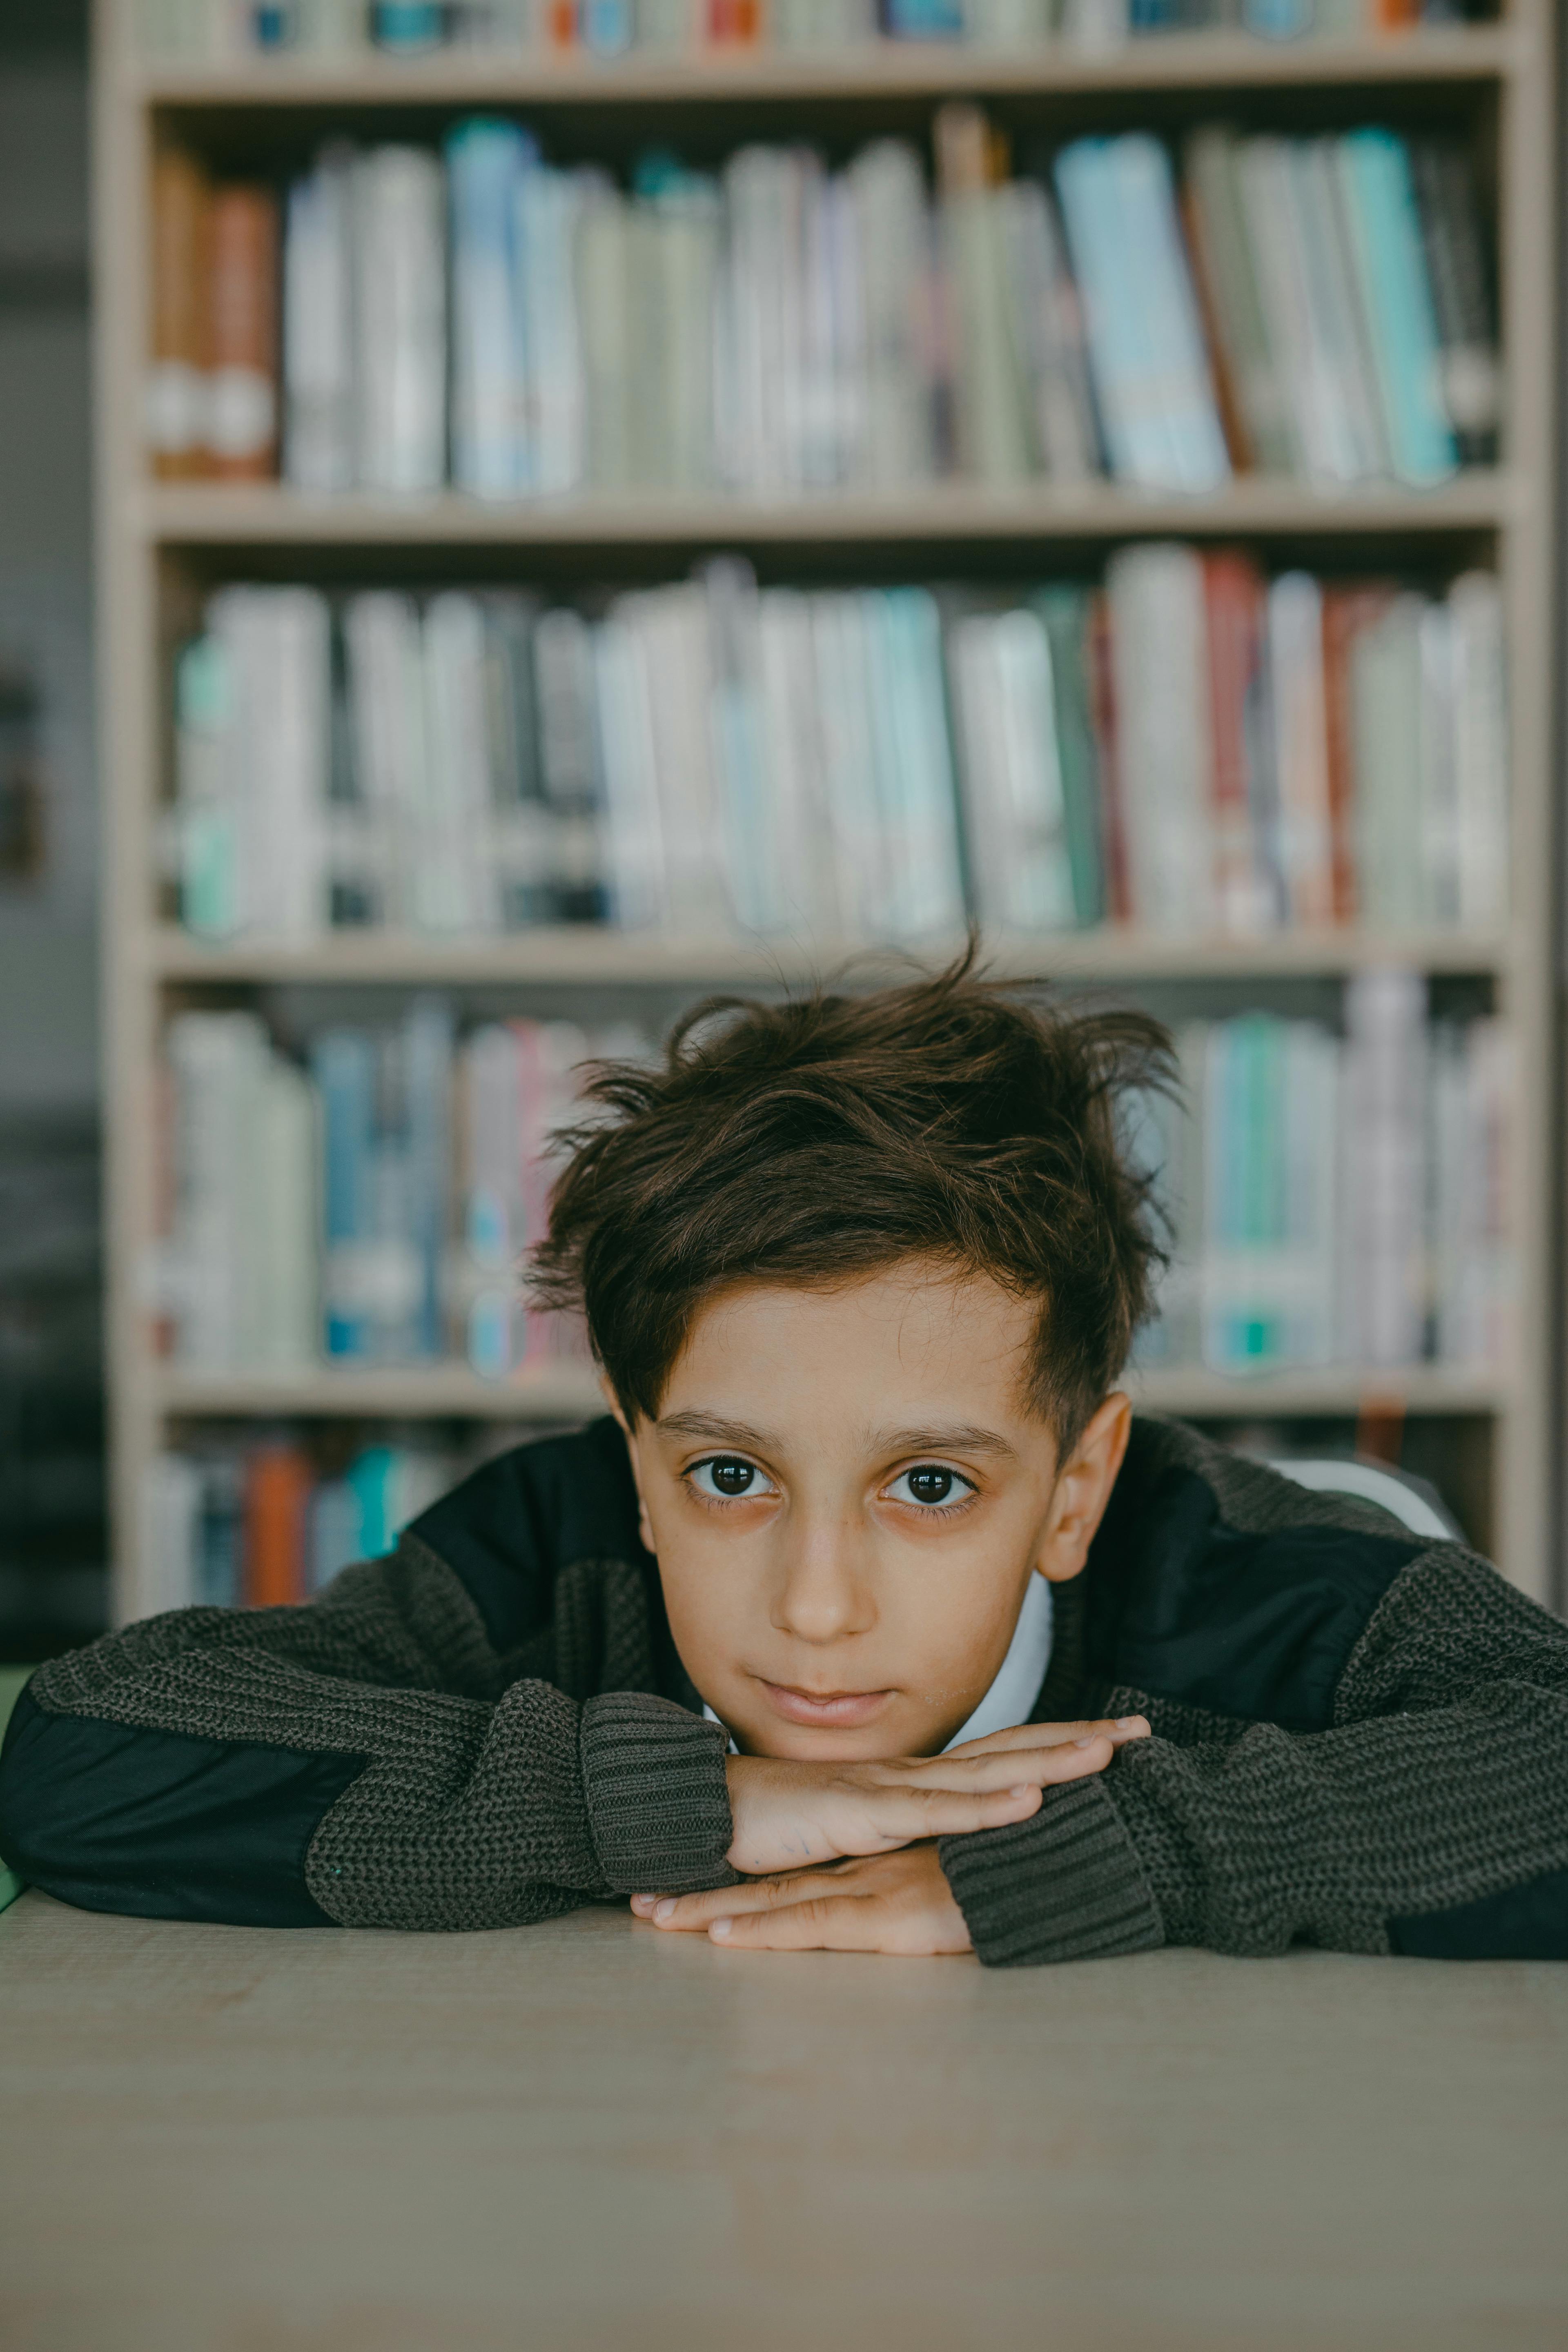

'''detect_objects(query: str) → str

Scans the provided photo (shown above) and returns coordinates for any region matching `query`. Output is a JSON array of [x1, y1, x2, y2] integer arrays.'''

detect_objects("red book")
[[1087, 590, 1131, 925], [244, 1445, 312, 1609], [1203, 550, 1270, 935], [1321, 585, 1394, 928], [205, 185, 279, 481]]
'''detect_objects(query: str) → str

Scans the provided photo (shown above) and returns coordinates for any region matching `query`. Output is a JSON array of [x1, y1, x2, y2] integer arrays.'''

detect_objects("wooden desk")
[[2, 1889, 1565, 2352]]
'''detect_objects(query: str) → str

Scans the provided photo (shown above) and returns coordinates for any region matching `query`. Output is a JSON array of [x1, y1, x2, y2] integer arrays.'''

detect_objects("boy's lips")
[[756, 1678, 893, 1728]]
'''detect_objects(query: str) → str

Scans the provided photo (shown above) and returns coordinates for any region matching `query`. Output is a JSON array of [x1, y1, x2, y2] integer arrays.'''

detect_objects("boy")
[[2, 957, 1566, 1964]]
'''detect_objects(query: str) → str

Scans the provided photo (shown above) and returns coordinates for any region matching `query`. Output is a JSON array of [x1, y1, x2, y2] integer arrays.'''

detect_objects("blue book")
[[446, 120, 537, 499], [1339, 130, 1458, 487], [372, 3, 445, 49], [1054, 141, 1163, 488], [1109, 135, 1230, 492], [312, 1029, 376, 1360], [582, 0, 633, 51], [308, 1477, 362, 1595], [403, 997, 454, 1362], [881, 0, 963, 33], [348, 1447, 398, 1563]]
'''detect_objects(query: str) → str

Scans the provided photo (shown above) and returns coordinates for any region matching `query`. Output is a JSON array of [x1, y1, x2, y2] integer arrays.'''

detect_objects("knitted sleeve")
[[940, 1546, 1568, 1966], [0, 1537, 736, 1931]]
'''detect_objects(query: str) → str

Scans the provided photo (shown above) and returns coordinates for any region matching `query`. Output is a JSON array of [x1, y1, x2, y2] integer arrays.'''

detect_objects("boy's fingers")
[[635, 1871, 845, 1932], [942, 1716, 1149, 1760], [709, 1894, 886, 1952], [875, 1732, 1120, 1795]]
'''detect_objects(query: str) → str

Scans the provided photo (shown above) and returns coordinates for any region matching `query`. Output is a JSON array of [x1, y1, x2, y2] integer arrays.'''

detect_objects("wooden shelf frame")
[[95, 0, 1559, 1614]]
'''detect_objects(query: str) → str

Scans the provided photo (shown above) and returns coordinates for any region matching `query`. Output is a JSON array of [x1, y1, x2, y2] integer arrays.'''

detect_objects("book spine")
[[243, 1443, 312, 1608], [1339, 130, 1457, 488], [205, 185, 279, 481], [149, 150, 211, 480]]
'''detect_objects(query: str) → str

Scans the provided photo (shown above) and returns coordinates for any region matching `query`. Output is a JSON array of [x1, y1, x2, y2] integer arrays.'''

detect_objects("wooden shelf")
[[148, 924, 1508, 988], [151, 1361, 1510, 1423], [140, 474, 1514, 550], [132, 27, 1523, 110]]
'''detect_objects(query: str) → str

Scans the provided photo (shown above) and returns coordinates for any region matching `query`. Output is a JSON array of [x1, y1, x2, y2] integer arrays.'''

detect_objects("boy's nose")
[[770, 1519, 876, 1645]]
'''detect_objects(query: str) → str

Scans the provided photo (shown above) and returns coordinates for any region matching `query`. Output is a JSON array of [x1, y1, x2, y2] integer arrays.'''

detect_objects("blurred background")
[[0, 0, 1559, 1662]]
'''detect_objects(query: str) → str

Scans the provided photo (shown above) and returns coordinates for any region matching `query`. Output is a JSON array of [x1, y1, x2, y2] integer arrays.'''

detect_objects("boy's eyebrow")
[[872, 1423, 1019, 1462], [656, 1410, 783, 1452]]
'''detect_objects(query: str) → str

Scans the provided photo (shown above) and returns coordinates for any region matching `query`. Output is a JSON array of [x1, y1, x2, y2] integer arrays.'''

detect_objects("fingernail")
[[710, 1918, 733, 1940], [653, 1898, 677, 1924], [1074, 1733, 1102, 1748], [1116, 1716, 1149, 1733], [630, 1894, 652, 1913], [1009, 1783, 1033, 1797]]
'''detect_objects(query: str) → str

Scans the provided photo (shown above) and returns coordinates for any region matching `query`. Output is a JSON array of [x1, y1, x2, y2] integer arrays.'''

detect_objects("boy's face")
[[612, 1260, 1130, 1761]]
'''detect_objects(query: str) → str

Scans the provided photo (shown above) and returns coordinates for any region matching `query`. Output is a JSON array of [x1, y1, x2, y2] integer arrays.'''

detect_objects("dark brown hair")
[[530, 945, 1175, 1452]]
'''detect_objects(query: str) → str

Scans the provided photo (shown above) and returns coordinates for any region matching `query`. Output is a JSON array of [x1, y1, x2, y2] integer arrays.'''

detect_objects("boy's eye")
[[688, 1456, 778, 1502], [883, 1464, 977, 1510]]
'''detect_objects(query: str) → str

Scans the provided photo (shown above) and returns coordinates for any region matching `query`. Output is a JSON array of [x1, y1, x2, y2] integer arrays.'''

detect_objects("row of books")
[[156, 1006, 630, 1374], [1136, 975, 1512, 1372], [140, 1436, 468, 1615], [148, 114, 1497, 493], [155, 983, 1511, 1386], [135, 2, 1477, 66], [171, 558, 1509, 945]]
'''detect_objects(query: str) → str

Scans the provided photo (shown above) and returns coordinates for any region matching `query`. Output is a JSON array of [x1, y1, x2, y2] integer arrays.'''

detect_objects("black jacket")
[[3, 1415, 1566, 1964]]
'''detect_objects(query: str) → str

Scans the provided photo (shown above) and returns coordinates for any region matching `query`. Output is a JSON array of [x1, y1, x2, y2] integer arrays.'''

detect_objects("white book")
[[1417, 599, 1462, 930], [719, 146, 798, 495], [704, 558, 780, 933], [1350, 594, 1426, 931], [592, 613, 668, 931], [166, 1009, 270, 1369], [634, 583, 737, 933], [1338, 970, 1428, 1368], [1238, 139, 1351, 490], [140, 1454, 203, 1617], [964, 0, 1051, 41], [1060, 0, 1127, 49], [249, 1055, 319, 1371], [809, 590, 887, 941], [996, 178, 1097, 483], [423, 593, 499, 931], [576, 175, 633, 493], [949, 608, 1075, 934], [515, 163, 587, 495], [1292, 141, 1388, 485], [846, 142, 937, 491], [862, 588, 967, 941], [1267, 572, 1336, 927], [460, 1022, 528, 1378], [1447, 572, 1509, 933], [283, 145, 356, 494], [205, 587, 331, 940], [352, 146, 447, 495], [1107, 544, 1215, 933], [757, 588, 838, 933]]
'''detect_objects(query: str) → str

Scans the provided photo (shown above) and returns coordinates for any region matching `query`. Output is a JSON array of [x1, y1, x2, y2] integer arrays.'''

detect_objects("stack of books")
[[155, 979, 1514, 1388], [1136, 972, 1514, 1374], [140, 1434, 471, 1614], [134, 1, 1482, 65], [169, 557, 1509, 945], [146, 113, 1498, 494]]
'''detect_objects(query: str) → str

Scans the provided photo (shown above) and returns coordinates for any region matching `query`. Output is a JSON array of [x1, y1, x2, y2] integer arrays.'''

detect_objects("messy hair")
[[530, 945, 1175, 1454]]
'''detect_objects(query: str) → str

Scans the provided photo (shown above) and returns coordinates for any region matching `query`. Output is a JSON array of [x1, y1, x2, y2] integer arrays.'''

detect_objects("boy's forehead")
[[657, 1262, 1054, 1442]]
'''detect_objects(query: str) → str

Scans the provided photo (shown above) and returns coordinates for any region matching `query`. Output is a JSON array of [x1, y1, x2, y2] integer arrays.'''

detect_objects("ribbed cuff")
[[938, 1775, 1165, 1967], [579, 1692, 739, 1896]]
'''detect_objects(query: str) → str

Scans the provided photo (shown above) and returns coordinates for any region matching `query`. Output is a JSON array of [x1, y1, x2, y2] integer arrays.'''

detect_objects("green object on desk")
[[0, 1664, 33, 1915]]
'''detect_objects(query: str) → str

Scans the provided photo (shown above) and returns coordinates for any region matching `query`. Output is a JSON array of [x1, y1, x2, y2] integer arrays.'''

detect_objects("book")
[[283, 145, 355, 493], [149, 150, 210, 481], [243, 1442, 313, 1607], [205, 186, 280, 481], [352, 146, 448, 495]]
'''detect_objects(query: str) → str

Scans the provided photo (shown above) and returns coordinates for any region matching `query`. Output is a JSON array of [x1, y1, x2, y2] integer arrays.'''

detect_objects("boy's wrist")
[[937, 1776, 1165, 1969], [579, 1693, 739, 1897]]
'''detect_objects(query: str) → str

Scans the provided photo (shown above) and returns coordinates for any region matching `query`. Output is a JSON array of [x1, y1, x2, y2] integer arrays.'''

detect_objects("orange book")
[[543, 0, 578, 45], [1374, 0, 1419, 26], [1321, 585, 1394, 927], [707, 0, 764, 38], [244, 1445, 312, 1608], [149, 149, 210, 481], [1203, 550, 1271, 935], [205, 185, 279, 481]]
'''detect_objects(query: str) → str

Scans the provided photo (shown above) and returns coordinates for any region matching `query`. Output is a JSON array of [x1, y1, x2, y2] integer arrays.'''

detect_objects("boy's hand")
[[713, 1715, 1149, 1879], [632, 1843, 972, 1956]]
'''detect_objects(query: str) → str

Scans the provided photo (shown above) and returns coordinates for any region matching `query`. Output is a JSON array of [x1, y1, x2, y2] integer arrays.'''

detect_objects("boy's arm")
[[938, 1545, 1568, 1966], [0, 1537, 735, 1931]]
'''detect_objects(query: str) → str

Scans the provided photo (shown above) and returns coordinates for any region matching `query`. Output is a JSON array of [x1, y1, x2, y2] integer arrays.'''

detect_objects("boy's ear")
[[601, 1374, 657, 1555], [1034, 1392, 1131, 1585]]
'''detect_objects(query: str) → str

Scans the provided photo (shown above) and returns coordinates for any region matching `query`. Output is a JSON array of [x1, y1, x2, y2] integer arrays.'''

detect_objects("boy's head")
[[533, 952, 1172, 1762]]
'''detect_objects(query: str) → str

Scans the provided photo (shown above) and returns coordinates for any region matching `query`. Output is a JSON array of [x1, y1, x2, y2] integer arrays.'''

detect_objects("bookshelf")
[[94, 3, 1559, 1616]]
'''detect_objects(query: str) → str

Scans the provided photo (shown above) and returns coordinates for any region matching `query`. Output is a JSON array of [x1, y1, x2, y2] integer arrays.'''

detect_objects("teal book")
[[1339, 130, 1457, 488], [1032, 586, 1106, 929]]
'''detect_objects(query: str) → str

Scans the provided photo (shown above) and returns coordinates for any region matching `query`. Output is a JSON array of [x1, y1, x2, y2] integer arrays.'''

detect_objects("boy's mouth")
[[756, 1679, 893, 1729]]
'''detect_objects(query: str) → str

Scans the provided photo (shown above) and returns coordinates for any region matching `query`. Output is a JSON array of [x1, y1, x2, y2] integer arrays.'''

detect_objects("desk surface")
[[2, 1889, 1566, 2352]]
